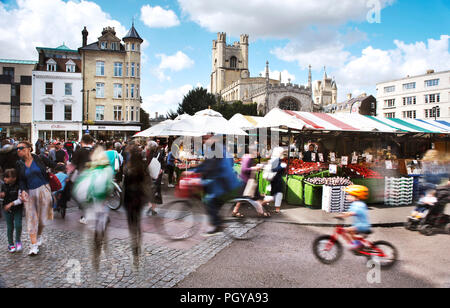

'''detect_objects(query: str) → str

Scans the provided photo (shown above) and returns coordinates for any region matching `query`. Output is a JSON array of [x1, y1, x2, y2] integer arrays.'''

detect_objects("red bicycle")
[[312, 217, 398, 269]]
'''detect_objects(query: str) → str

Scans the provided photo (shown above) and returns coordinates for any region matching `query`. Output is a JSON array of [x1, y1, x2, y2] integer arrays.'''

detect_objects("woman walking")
[[16, 141, 56, 256], [146, 141, 165, 216], [262, 147, 287, 214], [123, 144, 153, 266]]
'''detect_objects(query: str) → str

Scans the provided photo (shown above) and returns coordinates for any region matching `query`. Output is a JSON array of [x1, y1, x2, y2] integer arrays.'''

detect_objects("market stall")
[[241, 108, 450, 212]]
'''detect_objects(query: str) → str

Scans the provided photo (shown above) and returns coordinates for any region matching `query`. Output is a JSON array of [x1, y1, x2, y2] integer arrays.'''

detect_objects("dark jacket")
[[16, 154, 56, 191], [1, 182, 22, 210], [0, 145, 20, 172]]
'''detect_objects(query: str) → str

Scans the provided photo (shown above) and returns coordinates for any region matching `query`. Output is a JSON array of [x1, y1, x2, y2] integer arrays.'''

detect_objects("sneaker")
[[79, 217, 87, 225], [28, 244, 39, 256], [8, 245, 16, 253], [15, 242, 23, 252], [202, 226, 224, 237], [168, 184, 175, 188], [37, 237, 43, 247]]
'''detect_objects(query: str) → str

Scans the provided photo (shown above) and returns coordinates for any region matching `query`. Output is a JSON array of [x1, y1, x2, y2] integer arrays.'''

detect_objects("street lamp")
[[432, 106, 440, 121], [81, 88, 96, 134]]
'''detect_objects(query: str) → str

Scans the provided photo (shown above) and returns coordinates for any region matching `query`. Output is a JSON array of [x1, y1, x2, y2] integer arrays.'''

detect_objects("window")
[[46, 59, 56, 72], [126, 106, 129, 121], [126, 63, 129, 77], [100, 41, 108, 50], [96, 61, 105, 76], [96, 106, 105, 121], [65, 83, 72, 96], [137, 64, 140, 78], [114, 62, 123, 77], [113, 106, 122, 121], [130, 84, 135, 98], [11, 106, 19, 123], [425, 79, 439, 87], [402, 110, 416, 119], [384, 112, 395, 118], [130, 106, 135, 121], [230, 56, 237, 69], [11, 85, 17, 97], [45, 82, 53, 95], [113, 84, 123, 99], [384, 86, 395, 93], [45, 105, 53, 120], [126, 84, 129, 98], [384, 99, 395, 108], [3, 67, 14, 81], [66, 63, 76, 73], [403, 82, 416, 90], [64, 105, 72, 121], [131, 63, 135, 77], [425, 93, 440, 103], [111, 42, 118, 51], [136, 107, 140, 122], [425, 108, 440, 118], [131, 43, 135, 51], [96, 83, 105, 98], [402, 96, 416, 105]]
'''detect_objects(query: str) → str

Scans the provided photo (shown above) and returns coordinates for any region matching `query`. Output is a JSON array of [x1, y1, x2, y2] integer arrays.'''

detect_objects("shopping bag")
[[262, 161, 276, 181], [48, 172, 62, 192], [149, 153, 161, 180], [243, 171, 257, 198], [114, 152, 120, 172]]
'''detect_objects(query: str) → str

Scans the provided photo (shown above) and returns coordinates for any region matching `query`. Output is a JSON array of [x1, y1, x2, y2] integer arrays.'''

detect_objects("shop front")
[[82, 124, 141, 141], [32, 122, 82, 145]]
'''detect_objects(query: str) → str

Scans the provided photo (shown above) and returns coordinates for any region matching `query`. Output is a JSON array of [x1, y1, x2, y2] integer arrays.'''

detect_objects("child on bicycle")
[[338, 185, 371, 250]]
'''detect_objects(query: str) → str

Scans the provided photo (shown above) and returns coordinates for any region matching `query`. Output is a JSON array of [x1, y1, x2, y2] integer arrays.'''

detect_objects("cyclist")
[[337, 185, 371, 250], [187, 135, 242, 236]]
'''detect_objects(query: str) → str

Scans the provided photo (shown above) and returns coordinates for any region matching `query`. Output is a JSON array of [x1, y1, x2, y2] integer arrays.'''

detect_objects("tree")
[[139, 108, 151, 130], [213, 101, 259, 120], [176, 87, 218, 116]]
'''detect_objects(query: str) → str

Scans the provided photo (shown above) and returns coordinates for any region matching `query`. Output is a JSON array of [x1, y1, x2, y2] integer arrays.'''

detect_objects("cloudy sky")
[[0, 0, 449, 117]]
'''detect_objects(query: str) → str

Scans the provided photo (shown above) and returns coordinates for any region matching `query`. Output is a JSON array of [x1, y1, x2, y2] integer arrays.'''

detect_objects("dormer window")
[[46, 59, 57, 71], [100, 41, 108, 50], [65, 60, 76, 73], [111, 42, 118, 51]]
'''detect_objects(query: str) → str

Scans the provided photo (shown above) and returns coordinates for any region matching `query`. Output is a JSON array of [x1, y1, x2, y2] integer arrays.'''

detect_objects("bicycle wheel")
[[220, 200, 263, 240], [154, 199, 201, 241], [106, 183, 122, 211], [312, 235, 343, 265], [368, 241, 398, 269]]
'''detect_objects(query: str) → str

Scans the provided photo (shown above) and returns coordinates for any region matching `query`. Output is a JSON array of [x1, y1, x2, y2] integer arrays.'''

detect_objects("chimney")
[[426, 69, 435, 74], [155, 112, 158, 119], [82, 26, 88, 47], [347, 93, 352, 100]]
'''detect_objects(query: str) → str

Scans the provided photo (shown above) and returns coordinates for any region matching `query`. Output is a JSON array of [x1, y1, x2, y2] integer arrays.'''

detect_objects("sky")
[[0, 0, 449, 118]]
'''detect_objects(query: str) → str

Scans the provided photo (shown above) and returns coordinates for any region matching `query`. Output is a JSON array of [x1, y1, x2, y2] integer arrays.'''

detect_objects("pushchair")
[[405, 201, 432, 231], [418, 184, 450, 236]]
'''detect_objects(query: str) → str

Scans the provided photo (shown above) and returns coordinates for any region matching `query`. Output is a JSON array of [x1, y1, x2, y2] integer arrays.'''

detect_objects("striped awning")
[[258, 108, 450, 134]]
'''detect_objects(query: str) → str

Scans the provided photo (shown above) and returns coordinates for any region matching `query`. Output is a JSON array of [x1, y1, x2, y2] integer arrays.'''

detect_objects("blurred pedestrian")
[[146, 141, 165, 216], [261, 147, 287, 214]]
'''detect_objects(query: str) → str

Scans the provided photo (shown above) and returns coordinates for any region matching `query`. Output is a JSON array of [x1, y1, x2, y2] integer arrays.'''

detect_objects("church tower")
[[211, 33, 249, 95]]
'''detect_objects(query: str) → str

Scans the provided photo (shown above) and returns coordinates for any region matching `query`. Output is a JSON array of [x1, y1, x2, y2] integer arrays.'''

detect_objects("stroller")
[[405, 201, 432, 231], [418, 183, 450, 236]]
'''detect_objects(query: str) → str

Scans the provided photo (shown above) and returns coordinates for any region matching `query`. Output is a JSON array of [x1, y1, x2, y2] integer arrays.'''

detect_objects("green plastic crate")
[[286, 175, 305, 205], [304, 182, 323, 209], [351, 178, 385, 204]]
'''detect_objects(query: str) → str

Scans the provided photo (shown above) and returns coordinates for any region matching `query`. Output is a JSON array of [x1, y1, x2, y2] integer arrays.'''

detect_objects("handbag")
[[262, 161, 276, 181], [48, 172, 62, 192], [148, 153, 161, 180], [243, 171, 258, 198], [114, 151, 120, 172]]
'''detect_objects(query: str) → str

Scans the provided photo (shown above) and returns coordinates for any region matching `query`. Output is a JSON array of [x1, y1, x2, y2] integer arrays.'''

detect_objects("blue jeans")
[[4, 208, 22, 245]]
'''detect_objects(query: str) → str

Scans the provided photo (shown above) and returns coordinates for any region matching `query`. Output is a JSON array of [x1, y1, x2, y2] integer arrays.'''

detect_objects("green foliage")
[[171, 87, 258, 120]]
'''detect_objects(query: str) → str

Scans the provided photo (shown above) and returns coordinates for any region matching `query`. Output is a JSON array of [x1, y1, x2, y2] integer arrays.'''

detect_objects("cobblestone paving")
[[0, 219, 256, 288]]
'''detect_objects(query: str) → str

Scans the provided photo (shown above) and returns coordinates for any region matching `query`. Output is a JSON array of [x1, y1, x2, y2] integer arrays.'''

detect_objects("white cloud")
[[0, 0, 128, 60], [178, 0, 394, 39], [140, 4, 180, 28], [154, 51, 195, 81], [142, 84, 194, 115], [333, 35, 450, 101]]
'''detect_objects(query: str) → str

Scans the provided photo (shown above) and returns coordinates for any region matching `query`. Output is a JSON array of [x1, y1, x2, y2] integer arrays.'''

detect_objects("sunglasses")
[[17, 146, 29, 151]]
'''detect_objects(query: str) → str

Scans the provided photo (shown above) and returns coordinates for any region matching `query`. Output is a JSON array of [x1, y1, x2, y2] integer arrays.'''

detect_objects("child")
[[1, 169, 24, 253], [410, 190, 437, 219], [338, 185, 371, 250], [54, 163, 69, 211]]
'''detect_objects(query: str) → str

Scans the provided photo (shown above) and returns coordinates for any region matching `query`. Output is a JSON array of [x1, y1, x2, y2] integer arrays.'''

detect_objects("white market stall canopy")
[[228, 114, 264, 130], [257, 108, 450, 134]]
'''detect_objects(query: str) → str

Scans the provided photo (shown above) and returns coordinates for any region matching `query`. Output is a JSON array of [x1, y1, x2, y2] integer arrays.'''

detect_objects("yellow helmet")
[[344, 185, 369, 200]]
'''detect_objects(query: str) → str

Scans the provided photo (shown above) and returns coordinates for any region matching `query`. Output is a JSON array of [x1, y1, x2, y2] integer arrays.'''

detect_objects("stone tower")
[[211, 32, 250, 95]]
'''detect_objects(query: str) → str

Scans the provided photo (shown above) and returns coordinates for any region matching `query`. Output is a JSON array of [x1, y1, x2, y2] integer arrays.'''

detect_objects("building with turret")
[[313, 67, 338, 107], [210, 33, 313, 115], [78, 24, 143, 140]]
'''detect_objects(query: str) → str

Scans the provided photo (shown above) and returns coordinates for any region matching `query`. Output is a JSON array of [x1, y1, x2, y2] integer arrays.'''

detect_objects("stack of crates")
[[384, 177, 414, 206], [322, 185, 351, 213]]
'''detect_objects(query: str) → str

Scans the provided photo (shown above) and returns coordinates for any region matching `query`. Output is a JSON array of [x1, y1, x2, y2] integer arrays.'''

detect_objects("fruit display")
[[342, 164, 382, 179], [305, 177, 353, 186], [283, 159, 326, 175]]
